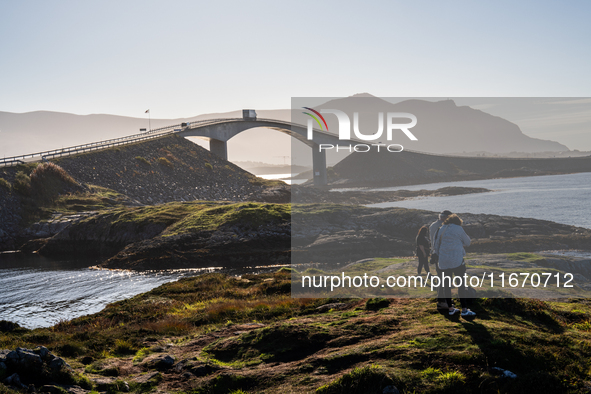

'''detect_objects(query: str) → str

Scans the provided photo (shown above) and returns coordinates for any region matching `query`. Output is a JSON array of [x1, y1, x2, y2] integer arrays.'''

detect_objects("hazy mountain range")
[[305, 95, 569, 154], [0, 95, 573, 167]]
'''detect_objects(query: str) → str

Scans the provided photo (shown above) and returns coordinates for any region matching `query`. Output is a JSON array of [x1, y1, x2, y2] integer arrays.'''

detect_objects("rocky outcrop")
[[292, 205, 591, 265], [0, 171, 22, 250], [142, 355, 175, 371], [0, 347, 90, 392], [24, 212, 98, 239], [291, 185, 490, 204], [98, 222, 291, 271], [40, 202, 589, 271], [38, 211, 174, 257], [27, 202, 292, 269]]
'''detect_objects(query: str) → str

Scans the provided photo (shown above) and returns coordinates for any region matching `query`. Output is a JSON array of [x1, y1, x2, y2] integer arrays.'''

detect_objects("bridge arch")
[[178, 119, 343, 186]]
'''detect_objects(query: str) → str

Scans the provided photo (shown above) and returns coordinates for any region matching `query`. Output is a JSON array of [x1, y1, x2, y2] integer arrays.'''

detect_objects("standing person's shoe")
[[448, 308, 460, 315], [461, 309, 476, 317], [437, 301, 449, 309]]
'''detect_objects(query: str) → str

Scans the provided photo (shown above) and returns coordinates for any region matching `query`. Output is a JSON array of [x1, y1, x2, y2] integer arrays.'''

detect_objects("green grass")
[[343, 258, 408, 277], [437, 370, 466, 386], [191, 374, 254, 394], [164, 202, 290, 236], [506, 252, 547, 263], [4, 269, 591, 393], [132, 347, 153, 363], [62, 201, 288, 241], [49, 185, 129, 213]]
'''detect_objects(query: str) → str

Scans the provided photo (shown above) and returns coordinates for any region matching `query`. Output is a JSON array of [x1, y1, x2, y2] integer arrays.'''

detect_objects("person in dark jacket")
[[416, 226, 431, 275]]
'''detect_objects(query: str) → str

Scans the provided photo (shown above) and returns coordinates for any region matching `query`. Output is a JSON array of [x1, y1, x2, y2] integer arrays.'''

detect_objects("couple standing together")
[[416, 210, 476, 317]]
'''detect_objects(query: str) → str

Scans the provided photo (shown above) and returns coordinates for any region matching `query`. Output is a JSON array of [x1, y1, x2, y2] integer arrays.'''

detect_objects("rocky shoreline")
[[11, 201, 589, 272], [290, 185, 490, 204], [292, 205, 591, 263], [328, 149, 591, 188]]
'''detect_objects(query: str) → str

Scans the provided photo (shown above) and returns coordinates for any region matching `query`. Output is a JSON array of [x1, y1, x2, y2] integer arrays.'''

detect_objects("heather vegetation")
[[3, 272, 591, 393]]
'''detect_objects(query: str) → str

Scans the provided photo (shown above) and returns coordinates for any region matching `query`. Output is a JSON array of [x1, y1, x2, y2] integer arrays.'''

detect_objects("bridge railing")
[[0, 118, 246, 167], [1, 126, 175, 167]]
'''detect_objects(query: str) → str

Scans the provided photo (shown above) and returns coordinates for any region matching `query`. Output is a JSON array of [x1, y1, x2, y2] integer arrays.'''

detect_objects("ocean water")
[[365, 172, 591, 229], [0, 253, 220, 329], [259, 173, 306, 185]]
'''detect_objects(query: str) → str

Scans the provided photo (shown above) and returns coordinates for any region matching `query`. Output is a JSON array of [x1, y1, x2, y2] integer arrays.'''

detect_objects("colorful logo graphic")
[[302, 107, 329, 131]]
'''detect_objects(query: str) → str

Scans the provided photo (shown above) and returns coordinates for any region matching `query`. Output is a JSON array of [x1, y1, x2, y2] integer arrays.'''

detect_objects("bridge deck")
[[0, 118, 361, 167]]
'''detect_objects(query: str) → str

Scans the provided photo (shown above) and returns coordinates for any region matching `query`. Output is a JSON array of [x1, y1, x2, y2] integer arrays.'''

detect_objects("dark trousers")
[[435, 264, 446, 305], [441, 264, 469, 309], [417, 255, 430, 275]]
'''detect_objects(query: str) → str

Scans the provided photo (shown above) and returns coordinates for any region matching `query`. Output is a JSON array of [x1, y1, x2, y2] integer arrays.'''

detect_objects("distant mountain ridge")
[[313, 96, 569, 154]]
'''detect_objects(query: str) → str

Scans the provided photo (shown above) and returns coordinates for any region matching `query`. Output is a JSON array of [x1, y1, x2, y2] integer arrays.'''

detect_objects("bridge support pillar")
[[312, 146, 328, 186], [210, 139, 228, 160]]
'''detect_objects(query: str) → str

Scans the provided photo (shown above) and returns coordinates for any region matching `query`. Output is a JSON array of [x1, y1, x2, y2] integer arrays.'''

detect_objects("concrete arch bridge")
[[0, 115, 362, 186], [179, 117, 361, 186]]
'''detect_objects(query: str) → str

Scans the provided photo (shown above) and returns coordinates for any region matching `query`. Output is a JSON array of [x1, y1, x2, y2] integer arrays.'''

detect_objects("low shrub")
[[157, 157, 174, 168], [29, 162, 79, 202], [132, 347, 152, 364], [437, 370, 466, 387], [30, 162, 75, 185], [316, 364, 394, 394], [56, 342, 85, 357], [13, 171, 31, 196], [113, 339, 136, 355], [85, 360, 120, 377], [135, 156, 151, 166], [0, 178, 10, 190], [365, 298, 390, 311], [193, 374, 254, 394]]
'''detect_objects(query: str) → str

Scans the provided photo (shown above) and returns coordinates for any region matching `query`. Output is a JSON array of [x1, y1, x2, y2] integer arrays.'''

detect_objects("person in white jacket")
[[429, 210, 452, 309], [433, 214, 475, 317]]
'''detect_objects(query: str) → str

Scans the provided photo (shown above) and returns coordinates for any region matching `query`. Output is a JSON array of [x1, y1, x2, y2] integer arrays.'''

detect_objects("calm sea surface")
[[0, 253, 221, 329], [259, 173, 306, 185], [364, 172, 591, 229]]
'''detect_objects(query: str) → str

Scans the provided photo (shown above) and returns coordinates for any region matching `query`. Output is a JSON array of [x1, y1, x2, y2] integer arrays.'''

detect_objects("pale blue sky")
[[1, 0, 590, 121]]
